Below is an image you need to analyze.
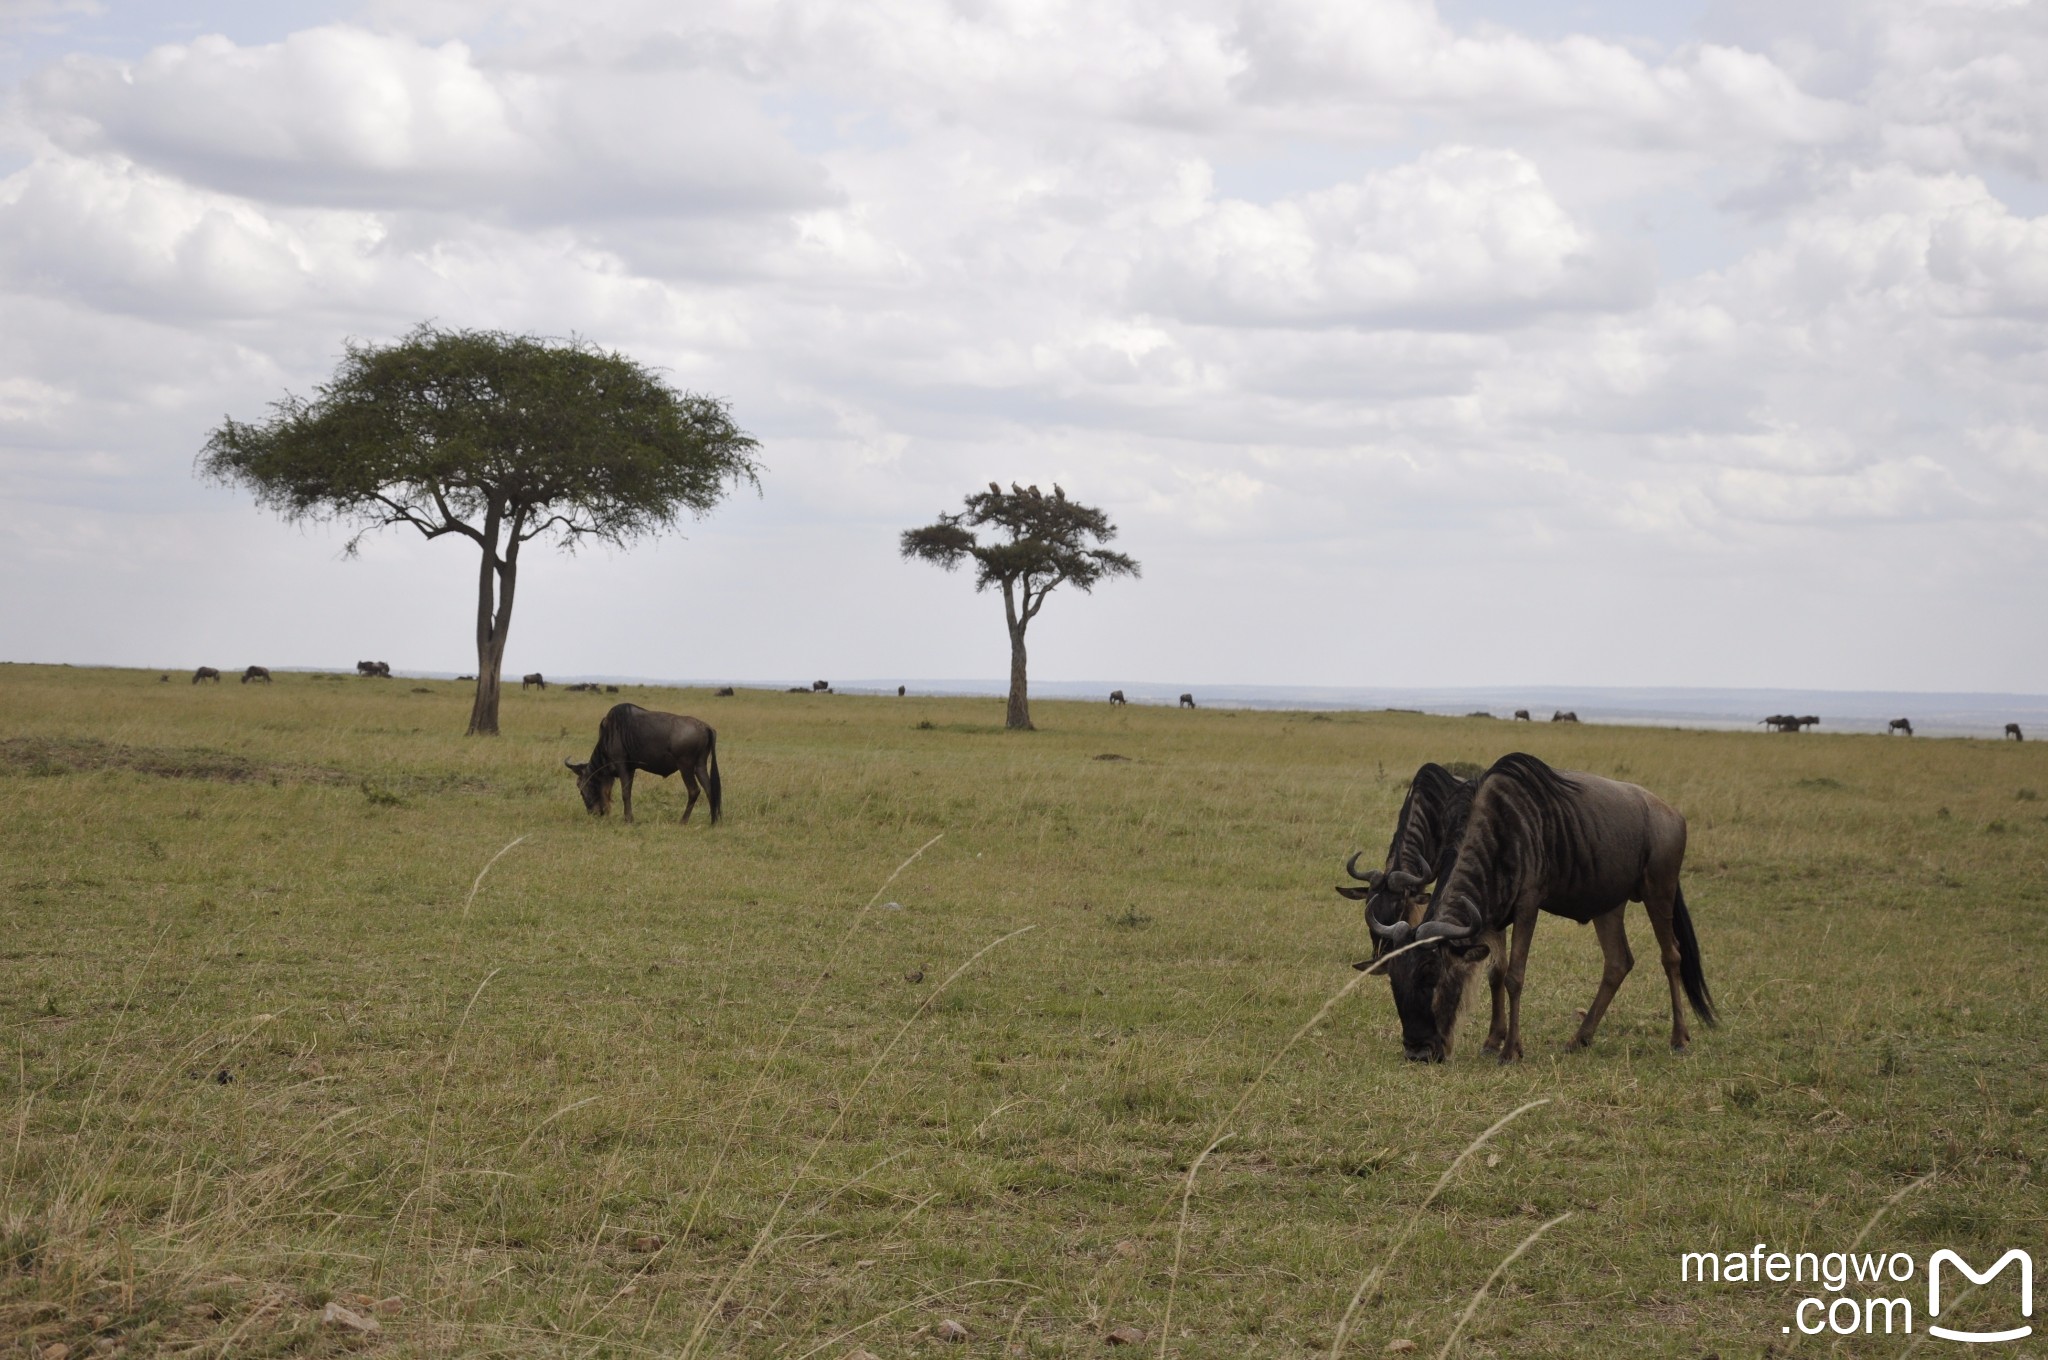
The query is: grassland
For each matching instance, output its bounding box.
[2,663,2044,1358]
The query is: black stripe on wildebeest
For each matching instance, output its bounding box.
[564,703,722,826]
[1365,751,1715,1064]
[1337,762,1477,958]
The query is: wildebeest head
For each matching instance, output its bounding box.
[563,758,614,815]
[1367,899,1494,1062]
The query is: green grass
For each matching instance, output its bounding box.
[2,663,2044,1357]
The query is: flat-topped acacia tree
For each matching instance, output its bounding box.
[199,325,760,735]
[901,482,1139,731]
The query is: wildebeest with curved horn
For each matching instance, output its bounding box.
[2008,723,2024,742]
[565,703,721,825]
[1889,718,1913,736]
[192,666,221,684]
[1179,693,1196,709]
[1368,752,1714,1063]
[1338,762,1478,957]
[523,672,547,691]
[241,665,272,684]
[1109,690,1127,706]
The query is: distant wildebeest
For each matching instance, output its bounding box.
[1109,690,1127,706]
[564,703,721,825]
[812,680,831,692]
[241,666,272,684]
[1338,762,1478,957]
[158,674,169,683]
[356,660,391,678]
[1552,709,1579,723]
[1889,718,1914,736]
[897,685,906,697]
[1367,752,1715,1063]
[192,666,221,684]
[456,674,476,681]
[786,686,809,693]
[1180,693,1196,709]
[2008,723,2024,742]
[1798,716,1820,729]
[1513,709,1531,721]
[715,686,736,697]
[523,673,547,691]
[565,682,599,693]
[605,685,619,694]
[1761,714,1802,733]
[1467,711,1495,719]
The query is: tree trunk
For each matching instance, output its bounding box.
[466,507,517,736]
[1005,623,1033,731]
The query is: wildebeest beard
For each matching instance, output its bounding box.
[1381,928,1497,1062]
[570,755,616,814]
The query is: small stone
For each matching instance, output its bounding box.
[879,901,904,911]
[321,1302,380,1334]
[41,1344,70,1360]
[937,1318,970,1342]
[1385,1341,1418,1354]
[1106,1324,1147,1345]
[1485,1152,1500,1168]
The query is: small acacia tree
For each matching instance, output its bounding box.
[901,482,1138,731]
[199,324,760,735]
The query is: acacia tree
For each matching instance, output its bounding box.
[901,482,1138,731]
[199,325,760,735]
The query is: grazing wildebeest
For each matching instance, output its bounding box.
[1109,690,1127,706]
[605,685,619,693]
[241,666,272,684]
[812,680,831,692]
[1179,693,1196,709]
[1760,714,1802,733]
[523,673,547,691]
[1338,763,1478,957]
[564,703,721,825]
[1368,752,1714,1063]
[356,660,391,678]
[192,666,221,684]
[1552,709,1579,723]
[1513,710,1531,721]
[1889,718,1914,736]
[2008,723,2025,742]
[714,686,735,697]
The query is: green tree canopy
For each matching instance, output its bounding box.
[901,481,1138,730]
[199,324,760,734]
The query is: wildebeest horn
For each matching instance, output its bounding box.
[1343,852,1381,885]
[1414,917,1477,944]
[563,758,580,771]
[1385,869,1423,892]
[1368,916,1413,945]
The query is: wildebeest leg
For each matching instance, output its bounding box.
[1567,909,1633,1050]
[619,767,636,824]
[679,767,701,824]
[1480,957,1509,1054]
[1498,902,1540,1062]
[1641,885,1691,1052]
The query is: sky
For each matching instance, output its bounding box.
[1,0,2044,692]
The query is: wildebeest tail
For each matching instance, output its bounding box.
[1672,882,1716,1026]
[705,727,721,825]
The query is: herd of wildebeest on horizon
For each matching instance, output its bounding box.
[134,659,2036,1062]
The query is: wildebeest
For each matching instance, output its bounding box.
[241,666,272,684]
[1466,711,1494,719]
[1109,690,1127,706]
[523,673,547,691]
[2008,723,2025,742]
[605,685,619,693]
[356,660,391,678]
[1338,762,1478,955]
[457,674,476,681]
[566,682,600,693]
[192,666,221,684]
[714,686,736,697]
[564,703,721,825]
[812,679,830,692]
[1761,714,1801,733]
[1367,752,1714,1063]
[897,685,906,697]
[1889,718,1914,736]
[1179,693,1196,709]
[1551,710,1579,723]
[1513,710,1531,721]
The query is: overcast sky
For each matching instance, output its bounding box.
[2,0,2044,692]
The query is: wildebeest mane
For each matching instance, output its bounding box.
[1392,762,1477,883]
[1426,752,1605,931]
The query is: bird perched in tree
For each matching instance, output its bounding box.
[1054,483,1066,500]
[989,481,1002,495]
